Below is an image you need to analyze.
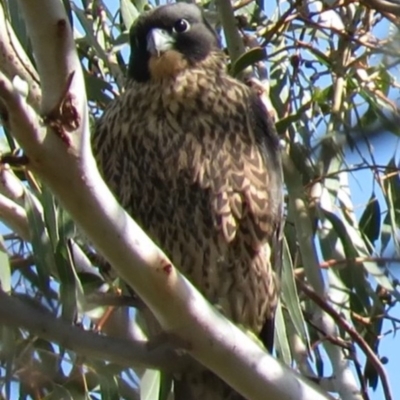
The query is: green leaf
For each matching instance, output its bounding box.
[230,47,266,77]
[112,32,130,46]
[274,301,292,366]
[141,369,160,400]
[33,339,60,382]
[120,0,140,30]
[269,48,290,110]
[159,373,173,400]
[55,241,77,322]
[58,206,76,241]
[281,238,309,349]
[84,71,114,105]
[380,215,392,254]
[99,371,120,400]
[0,236,11,292]
[54,239,85,322]
[24,190,55,294]
[359,195,381,250]
[41,187,59,248]
[323,209,399,300]
[6,1,31,61]
[72,5,109,61]
[133,0,148,12]
[383,158,400,248]
[364,287,385,390]
[43,385,73,400]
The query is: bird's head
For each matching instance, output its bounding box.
[128,3,220,82]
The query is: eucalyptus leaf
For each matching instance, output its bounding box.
[274,301,292,366]
[24,190,55,294]
[282,238,309,349]
[230,47,266,77]
[120,0,140,30]
[141,369,160,400]
[0,238,11,292]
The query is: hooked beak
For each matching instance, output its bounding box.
[147,28,175,57]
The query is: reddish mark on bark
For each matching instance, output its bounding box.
[43,72,80,146]
[56,19,67,36]
[161,260,173,275]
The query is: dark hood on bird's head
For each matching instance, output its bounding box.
[127,3,221,82]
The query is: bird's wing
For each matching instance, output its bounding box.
[190,89,283,250]
[247,93,284,351]
[183,88,284,350]
[247,91,284,262]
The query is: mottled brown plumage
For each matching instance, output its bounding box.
[93,4,283,399]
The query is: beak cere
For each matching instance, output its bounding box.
[146,28,175,57]
[146,28,188,80]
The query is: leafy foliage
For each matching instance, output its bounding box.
[0,0,399,399]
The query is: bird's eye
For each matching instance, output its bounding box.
[172,19,190,33]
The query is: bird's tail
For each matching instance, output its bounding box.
[174,369,246,400]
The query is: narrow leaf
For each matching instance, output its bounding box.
[281,238,310,349]
[120,0,139,30]
[141,369,160,400]
[231,47,266,77]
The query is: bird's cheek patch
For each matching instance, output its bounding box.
[148,50,188,80]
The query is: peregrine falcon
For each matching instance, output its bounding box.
[93,3,283,399]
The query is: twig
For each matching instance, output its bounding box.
[309,165,400,187]
[361,0,400,14]
[0,192,30,241]
[86,292,143,308]
[261,0,301,45]
[298,279,393,400]
[0,289,186,372]
[320,257,400,269]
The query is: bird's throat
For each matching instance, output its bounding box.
[148,50,188,81]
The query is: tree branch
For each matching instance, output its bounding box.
[0,162,100,277]
[299,280,393,400]
[361,0,400,14]
[0,192,29,240]
[0,289,186,372]
[0,2,41,110]
[216,0,245,62]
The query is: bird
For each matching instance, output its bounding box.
[92,3,283,399]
